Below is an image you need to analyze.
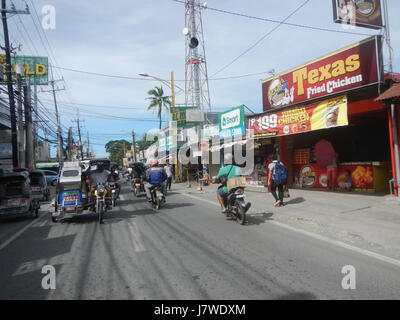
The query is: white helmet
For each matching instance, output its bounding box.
[224,153,233,164]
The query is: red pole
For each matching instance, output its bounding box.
[388,106,398,196]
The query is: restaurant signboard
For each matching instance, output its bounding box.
[262,36,382,111]
[249,95,348,138]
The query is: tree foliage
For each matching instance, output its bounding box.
[146,86,171,130]
[105,140,132,166]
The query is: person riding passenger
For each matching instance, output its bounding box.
[214,153,242,214]
[144,159,168,203]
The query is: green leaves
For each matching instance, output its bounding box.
[105,140,132,166]
[146,85,172,129]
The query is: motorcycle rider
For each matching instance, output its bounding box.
[214,153,243,214]
[87,164,114,210]
[144,159,168,203]
[110,164,121,199]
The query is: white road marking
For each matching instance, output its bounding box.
[0,216,43,251]
[128,220,146,252]
[12,259,48,276]
[179,192,400,269]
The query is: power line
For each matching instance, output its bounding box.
[210,0,312,78]
[171,0,373,37]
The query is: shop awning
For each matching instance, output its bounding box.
[375,83,400,102]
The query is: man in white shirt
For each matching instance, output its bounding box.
[89,165,113,210]
[164,160,173,191]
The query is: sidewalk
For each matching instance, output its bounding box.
[171,182,400,261]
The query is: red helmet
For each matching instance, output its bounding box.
[150,159,159,167]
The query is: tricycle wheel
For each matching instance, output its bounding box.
[51,216,58,223]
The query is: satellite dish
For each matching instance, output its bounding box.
[182,27,189,36]
[189,37,199,49]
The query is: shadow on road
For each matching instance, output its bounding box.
[246,212,274,226]
[0,223,75,299]
[285,197,306,205]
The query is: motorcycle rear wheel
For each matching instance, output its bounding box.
[235,200,246,225]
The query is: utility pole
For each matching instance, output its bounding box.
[0,0,29,168]
[33,83,38,166]
[42,68,65,166]
[24,76,33,169]
[86,131,90,158]
[132,129,137,162]
[67,127,72,161]
[15,63,24,168]
[72,115,84,160]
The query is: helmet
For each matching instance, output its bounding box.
[224,153,233,164]
[150,159,159,167]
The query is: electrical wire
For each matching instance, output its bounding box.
[210,0,312,78]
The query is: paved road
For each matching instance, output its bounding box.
[0,184,399,299]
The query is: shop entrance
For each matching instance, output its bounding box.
[289,109,392,193]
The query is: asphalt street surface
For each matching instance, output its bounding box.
[0,182,399,300]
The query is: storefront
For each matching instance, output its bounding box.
[248,36,396,194]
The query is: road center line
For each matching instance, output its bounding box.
[179,191,400,268]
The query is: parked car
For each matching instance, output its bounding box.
[43,170,58,186]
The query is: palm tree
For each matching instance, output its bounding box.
[146,86,171,130]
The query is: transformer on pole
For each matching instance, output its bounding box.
[184,0,211,116]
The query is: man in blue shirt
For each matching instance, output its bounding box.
[144,159,168,202]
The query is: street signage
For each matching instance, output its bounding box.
[262,36,382,111]
[170,106,201,127]
[332,0,383,30]
[219,105,245,139]
[0,55,49,85]
[249,95,348,138]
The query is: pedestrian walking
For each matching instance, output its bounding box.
[267,154,288,207]
[327,152,338,191]
[165,160,173,191]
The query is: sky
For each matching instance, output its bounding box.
[4,0,400,157]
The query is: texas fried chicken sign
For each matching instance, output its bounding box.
[262,36,382,111]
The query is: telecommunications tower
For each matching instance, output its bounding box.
[183,0,211,115]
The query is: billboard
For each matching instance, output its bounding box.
[262,36,382,111]
[170,106,201,127]
[219,105,245,139]
[249,95,348,138]
[332,0,383,30]
[0,55,49,85]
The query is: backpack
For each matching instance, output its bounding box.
[272,162,287,185]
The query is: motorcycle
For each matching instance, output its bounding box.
[133,177,145,197]
[149,185,165,210]
[223,187,251,225]
[107,182,118,207]
[94,183,107,224]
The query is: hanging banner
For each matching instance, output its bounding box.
[332,0,383,30]
[262,36,382,111]
[249,95,348,138]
